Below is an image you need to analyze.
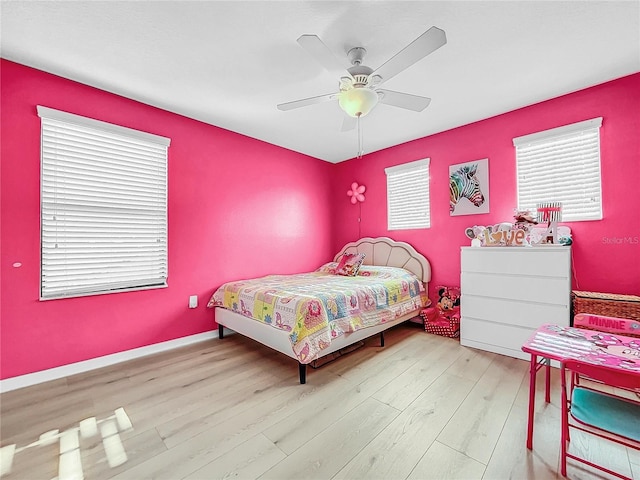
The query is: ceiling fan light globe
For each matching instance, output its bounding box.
[339,88,379,117]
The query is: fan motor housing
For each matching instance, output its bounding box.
[347,46,367,66]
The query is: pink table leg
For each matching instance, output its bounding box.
[545,358,551,403]
[526,353,537,450]
[560,363,568,477]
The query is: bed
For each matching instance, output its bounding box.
[207,237,431,383]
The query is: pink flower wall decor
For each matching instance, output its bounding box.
[347,182,366,204]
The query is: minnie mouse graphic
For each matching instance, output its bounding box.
[548,325,640,372]
[590,333,640,371]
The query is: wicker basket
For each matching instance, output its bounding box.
[572,290,640,321]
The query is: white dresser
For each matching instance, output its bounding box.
[460,246,572,360]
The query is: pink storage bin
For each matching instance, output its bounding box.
[420,307,460,338]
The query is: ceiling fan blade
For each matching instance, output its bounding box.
[297,34,349,74]
[372,27,446,84]
[277,93,337,111]
[341,115,357,132]
[378,89,431,112]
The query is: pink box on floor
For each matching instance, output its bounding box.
[420,308,460,338]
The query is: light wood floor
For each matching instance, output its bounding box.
[1,323,638,480]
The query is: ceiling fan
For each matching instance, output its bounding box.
[277,26,447,131]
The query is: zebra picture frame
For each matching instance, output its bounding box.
[449,158,490,216]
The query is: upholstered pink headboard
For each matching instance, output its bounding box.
[334,237,431,284]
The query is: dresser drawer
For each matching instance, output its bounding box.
[462,271,570,305]
[461,294,569,328]
[460,317,534,361]
[461,247,570,277]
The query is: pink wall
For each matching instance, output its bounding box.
[332,73,640,300]
[0,60,334,380]
[2,60,638,382]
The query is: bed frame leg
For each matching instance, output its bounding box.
[218,323,224,339]
[298,363,307,384]
[380,332,385,347]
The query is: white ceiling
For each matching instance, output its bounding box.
[2,1,639,163]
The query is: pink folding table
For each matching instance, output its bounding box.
[521,323,640,450]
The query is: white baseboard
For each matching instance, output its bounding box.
[0,330,219,393]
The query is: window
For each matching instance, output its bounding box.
[385,159,430,230]
[38,106,170,300]
[513,118,603,222]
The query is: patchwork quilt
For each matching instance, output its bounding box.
[207,263,427,363]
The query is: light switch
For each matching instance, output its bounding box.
[189,295,198,308]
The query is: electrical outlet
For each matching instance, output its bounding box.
[189,295,198,309]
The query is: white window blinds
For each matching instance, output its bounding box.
[38,106,170,300]
[513,118,603,222]
[385,159,430,230]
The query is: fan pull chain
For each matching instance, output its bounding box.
[356,114,364,159]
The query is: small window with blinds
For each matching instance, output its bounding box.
[513,118,603,222]
[385,159,430,230]
[38,106,170,300]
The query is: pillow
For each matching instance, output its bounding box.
[356,265,396,278]
[316,262,338,274]
[335,253,365,276]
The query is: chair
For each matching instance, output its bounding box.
[560,360,640,479]
[572,313,640,394]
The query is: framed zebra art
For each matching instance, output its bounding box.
[449,158,490,216]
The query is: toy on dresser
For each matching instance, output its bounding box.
[420,286,461,338]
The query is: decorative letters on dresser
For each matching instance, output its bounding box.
[460,246,572,360]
